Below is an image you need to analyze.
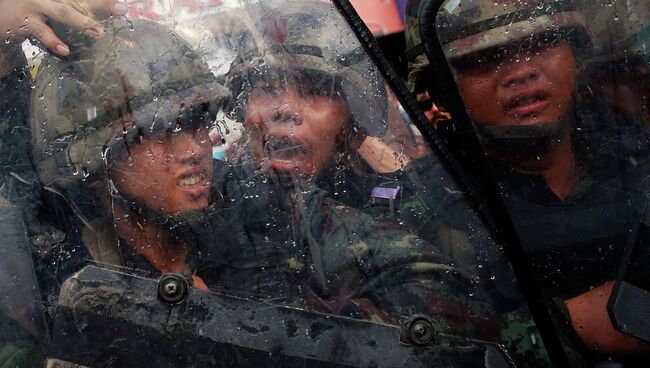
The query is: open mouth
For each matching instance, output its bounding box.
[177,171,208,187]
[504,92,550,117]
[263,136,307,163]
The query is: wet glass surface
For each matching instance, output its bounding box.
[435,0,650,364]
[0,0,555,366]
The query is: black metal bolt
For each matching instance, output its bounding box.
[158,273,189,304]
[165,282,178,295]
[405,317,435,346]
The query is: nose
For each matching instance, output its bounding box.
[266,91,304,126]
[499,59,540,88]
[174,130,210,164]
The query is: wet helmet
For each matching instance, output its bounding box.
[404,0,591,94]
[30,18,229,242]
[31,18,229,190]
[226,0,387,139]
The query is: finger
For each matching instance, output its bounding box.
[26,19,69,56]
[86,0,128,17]
[42,2,105,36]
[107,0,128,16]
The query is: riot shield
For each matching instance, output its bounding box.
[19,0,551,366]
[415,0,650,366]
[47,265,513,367]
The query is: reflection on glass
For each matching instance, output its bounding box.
[437,0,650,363]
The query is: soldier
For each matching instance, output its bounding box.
[226,0,497,276]
[29,17,230,299]
[225,1,388,210]
[218,0,498,341]
[23,6,501,359]
[405,0,650,365]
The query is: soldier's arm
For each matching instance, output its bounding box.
[359,228,498,340]
[312,201,499,341]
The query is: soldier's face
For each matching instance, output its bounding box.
[244,75,350,177]
[109,126,213,215]
[453,42,577,127]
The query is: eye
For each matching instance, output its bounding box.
[308,84,332,97]
[253,80,282,97]
[304,78,336,98]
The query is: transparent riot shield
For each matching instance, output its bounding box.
[48,265,513,367]
[419,0,650,366]
[0,199,47,367]
[16,0,557,366]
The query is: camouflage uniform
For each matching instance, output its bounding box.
[203,160,498,340]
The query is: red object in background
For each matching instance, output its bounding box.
[350,0,404,36]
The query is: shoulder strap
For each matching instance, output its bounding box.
[81,218,122,267]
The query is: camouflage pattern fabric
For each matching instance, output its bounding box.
[404,0,590,92]
[434,0,589,60]
[203,160,499,341]
[358,156,553,366]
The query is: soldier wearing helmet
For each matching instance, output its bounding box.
[406,0,650,365]
[30,17,230,298]
[215,0,500,342]
[226,0,484,274]
[226,0,388,204]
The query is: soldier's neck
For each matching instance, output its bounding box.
[513,136,577,201]
[112,208,189,274]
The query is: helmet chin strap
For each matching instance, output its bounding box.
[473,111,574,166]
[105,175,225,252]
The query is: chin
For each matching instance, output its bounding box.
[177,202,210,214]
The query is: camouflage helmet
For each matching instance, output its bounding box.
[405,0,591,91]
[31,18,229,190]
[227,0,387,138]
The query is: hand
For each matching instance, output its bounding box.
[192,275,209,292]
[0,0,128,57]
[357,136,412,174]
[565,282,650,355]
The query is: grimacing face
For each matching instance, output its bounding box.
[453,42,578,128]
[243,72,351,177]
[109,125,213,215]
